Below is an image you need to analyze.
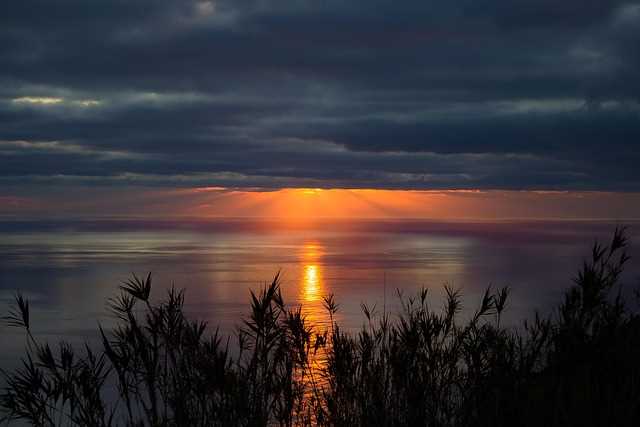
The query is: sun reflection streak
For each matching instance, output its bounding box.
[303,264,320,302]
[299,243,324,306]
[297,242,332,403]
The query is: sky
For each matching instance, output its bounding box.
[2,1,640,219]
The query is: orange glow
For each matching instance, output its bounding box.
[297,241,334,333]
[299,243,324,304]
[303,265,321,302]
[181,188,451,220]
[6,185,640,220]
[297,242,331,393]
[158,187,640,221]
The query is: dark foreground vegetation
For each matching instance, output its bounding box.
[2,228,640,426]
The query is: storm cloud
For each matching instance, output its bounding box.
[1,0,640,190]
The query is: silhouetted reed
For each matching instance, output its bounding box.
[2,227,639,426]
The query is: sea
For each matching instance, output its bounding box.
[1,218,639,373]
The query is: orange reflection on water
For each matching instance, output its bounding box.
[298,242,332,401]
[303,264,321,302]
[299,243,326,313]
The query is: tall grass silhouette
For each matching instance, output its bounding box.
[2,227,639,426]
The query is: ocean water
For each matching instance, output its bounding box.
[1,219,639,372]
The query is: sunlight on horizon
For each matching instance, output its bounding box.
[185,187,445,220]
[166,187,640,222]
[9,186,639,220]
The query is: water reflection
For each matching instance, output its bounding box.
[303,265,320,302]
[298,243,330,328]
[2,222,636,375]
[297,242,332,400]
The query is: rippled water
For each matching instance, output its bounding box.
[1,219,638,372]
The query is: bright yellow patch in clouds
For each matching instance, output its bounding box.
[12,97,100,107]
[75,99,100,107]
[195,0,216,16]
[12,96,63,105]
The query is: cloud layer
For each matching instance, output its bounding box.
[2,0,640,190]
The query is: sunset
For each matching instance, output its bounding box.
[5,187,640,220]
[2,1,640,426]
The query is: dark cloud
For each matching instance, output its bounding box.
[1,0,640,191]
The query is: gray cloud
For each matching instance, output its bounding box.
[1,0,640,191]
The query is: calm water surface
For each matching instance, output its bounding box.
[1,219,639,371]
